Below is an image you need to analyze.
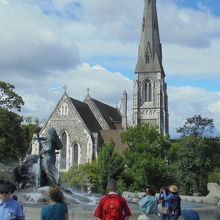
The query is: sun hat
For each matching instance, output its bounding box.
[169,185,178,193]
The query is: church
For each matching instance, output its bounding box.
[32,90,128,171]
[32,0,169,171]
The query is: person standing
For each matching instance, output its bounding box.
[159,187,172,220]
[41,184,68,220]
[169,185,181,220]
[138,187,159,220]
[0,181,25,220]
[94,180,132,220]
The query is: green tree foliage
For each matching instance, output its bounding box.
[208,167,220,185]
[21,117,40,154]
[60,166,89,190]
[0,81,24,111]
[176,135,211,195]
[97,139,125,194]
[0,82,39,160]
[80,161,99,192]
[121,123,171,191]
[176,115,215,137]
[60,162,99,192]
[0,107,25,160]
[204,137,220,169]
[167,141,179,164]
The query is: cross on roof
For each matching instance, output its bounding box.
[63,85,68,93]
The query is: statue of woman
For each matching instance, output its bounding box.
[37,127,63,185]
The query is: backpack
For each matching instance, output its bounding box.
[103,194,123,220]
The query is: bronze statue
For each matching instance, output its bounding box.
[36,127,63,185]
[14,127,62,187]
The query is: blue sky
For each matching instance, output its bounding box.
[0,0,220,137]
[176,0,220,16]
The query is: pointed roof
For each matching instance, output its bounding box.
[92,98,122,129]
[69,97,102,133]
[135,0,164,73]
[84,95,122,130]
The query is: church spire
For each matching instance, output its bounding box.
[132,0,169,136]
[135,0,163,73]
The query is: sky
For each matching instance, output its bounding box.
[0,0,220,138]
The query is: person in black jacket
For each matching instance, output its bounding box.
[169,185,181,220]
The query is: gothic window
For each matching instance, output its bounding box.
[60,132,67,169]
[142,17,145,32]
[60,103,68,115]
[72,143,78,167]
[144,79,152,102]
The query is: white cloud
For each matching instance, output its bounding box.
[0,0,80,77]
[19,63,133,122]
[158,0,220,47]
[168,86,220,137]
[163,39,220,79]
[0,0,220,138]
[52,0,74,11]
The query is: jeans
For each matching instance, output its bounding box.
[171,215,179,220]
[162,214,171,220]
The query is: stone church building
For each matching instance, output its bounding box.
[31,0,169,171]
[32,91,128,171]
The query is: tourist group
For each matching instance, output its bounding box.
[0,179,201,220]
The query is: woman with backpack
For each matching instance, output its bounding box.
[138,187,160,220]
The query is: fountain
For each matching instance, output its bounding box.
[5,127,101,212]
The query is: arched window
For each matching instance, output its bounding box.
[72,143,78,167]
[60,103,68,115]
[144,79,152,102]
[60,132,67,169]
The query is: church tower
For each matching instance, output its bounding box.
[132,0,169,136]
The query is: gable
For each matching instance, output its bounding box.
[69,97,102,133]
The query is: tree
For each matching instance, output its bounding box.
[97,139,125,194]
[21,116,40,154]
[208,167,220,185]
[0,81,24,111]
[0,107,25,160]
[176,135,211,195]
[60,166,89,191]
[176,115,214,137]
[80,161,99,192]
[121,123,171,191]
[59,162,99,192]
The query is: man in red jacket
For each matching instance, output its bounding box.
[94,180,132,220]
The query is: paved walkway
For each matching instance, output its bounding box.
[24,205,217,220]
[24,206,140,220]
